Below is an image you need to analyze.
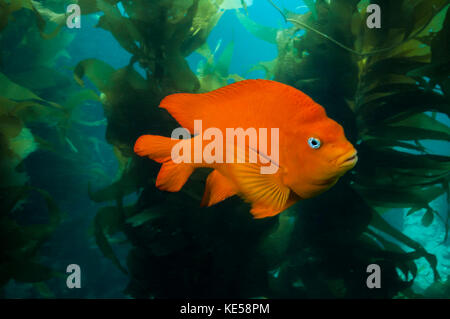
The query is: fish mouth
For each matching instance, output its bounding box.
[339,150,358,168]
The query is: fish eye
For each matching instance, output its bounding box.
[308,137,321,149]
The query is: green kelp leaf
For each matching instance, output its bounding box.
[7,66,71,92]
[361,74,417,95]
[166,0,200,48]
[0,185,28,215]
[196,42,213,60]
[34,188,63,227]
[356,169,448,189]
[29,0,67,40]
[357,90,449,126]
[88,159,146,203]
[369,210,438,269]
[363,125,450,142]
[303,0,317,20]
[354,185,445,210]
[33,282,55,298]
[74,118,106,127]
[0,73,68,125]
[421,209,435,227]
[74,59,115,90]
[216,39,235,77]
[0,73,41,101]
[0,0,31,31]
[180,0,224,57]
[366,58,429,79]
[125,208,164,227]
[65,89,101,110]
[21,188,64,241]
[94,212,127,274]
[245,59,277,79]
[235,10,278,44]
[76,0,120,14]
[0,114,23,139]
[407,206,423,216]
[360,138,426,153]
[365,229,419,285]
[357,145,450,171]
[430,5,450,65]
[391,113,450,135]
[408,0,449,38]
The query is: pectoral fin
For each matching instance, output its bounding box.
[250,192,301,219]
[231,160,291,215]
[225,143,292,217]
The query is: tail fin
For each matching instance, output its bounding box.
[134,135,194,192]
[134,135,178,163]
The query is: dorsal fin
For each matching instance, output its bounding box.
[159,79,319,133]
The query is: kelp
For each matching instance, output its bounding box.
[1,0,447,299]
[78,0,450,299]
[257,0,450,294]
[0,186,63,287]
[0,0,102,295]
[196,39,244,92]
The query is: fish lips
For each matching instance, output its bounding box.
[338,150,358,168]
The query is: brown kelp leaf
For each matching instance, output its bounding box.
[96,0,142,55]
[0,115,23,139]
[95,206,125,236]
[88,160,145,203]
[10,261,55,283]
[181,0,223,56]
[166,51,200,92]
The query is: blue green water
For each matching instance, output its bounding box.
[1,0,449,299]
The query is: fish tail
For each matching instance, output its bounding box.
[134,135,194,192]
[134,134,178,163]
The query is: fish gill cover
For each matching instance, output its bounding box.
[0,0,448,298]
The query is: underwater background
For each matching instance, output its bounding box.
[0,0,449,299]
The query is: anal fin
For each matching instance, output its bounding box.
[156,160,194,192]
[201,170,237,207]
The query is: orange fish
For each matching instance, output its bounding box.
[134,80,357,218]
